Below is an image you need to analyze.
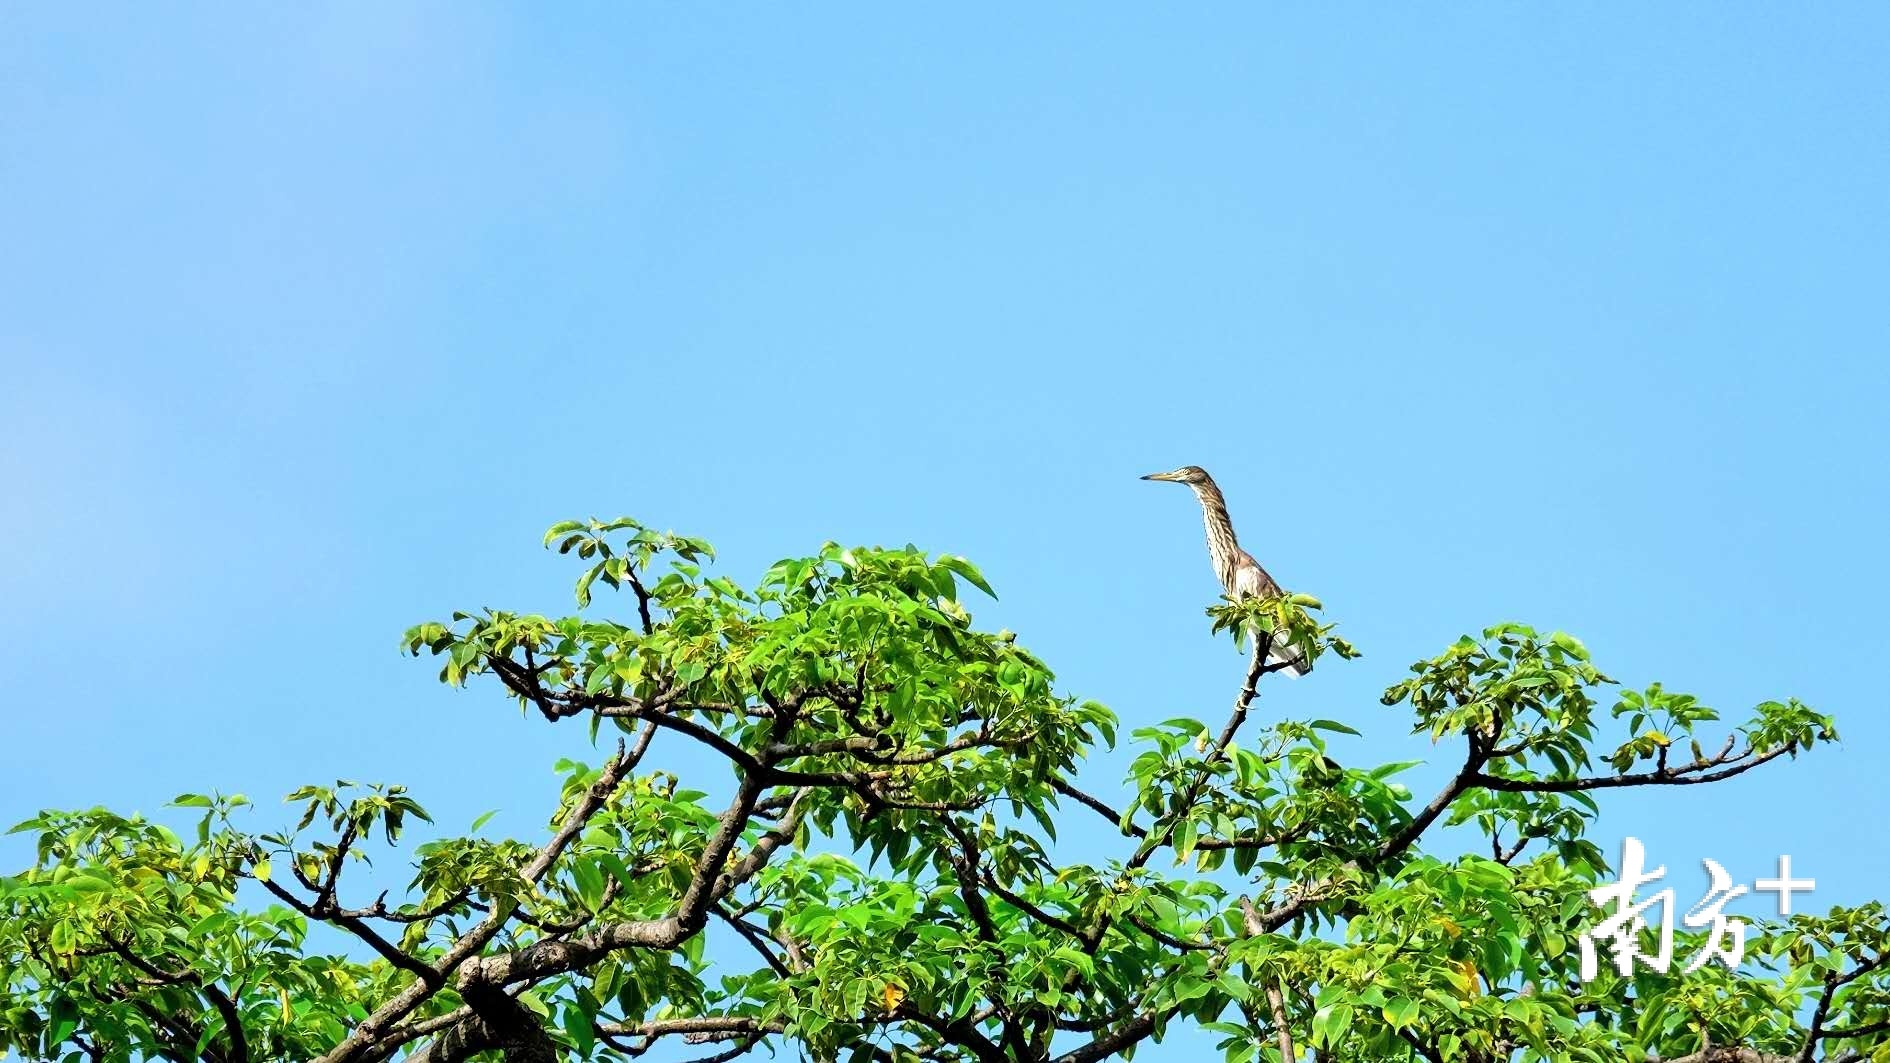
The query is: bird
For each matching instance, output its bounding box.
[1141,465,1310,677]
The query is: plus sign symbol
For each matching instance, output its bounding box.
[1755,855,1816,915]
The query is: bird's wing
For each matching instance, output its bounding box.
[1232,552,1310,677]
[1231,551,1285,600]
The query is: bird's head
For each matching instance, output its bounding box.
[1140,465,1213,486]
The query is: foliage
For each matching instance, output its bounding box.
[0,515,1873,1063]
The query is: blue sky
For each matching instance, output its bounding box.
[2,5,1886,1058]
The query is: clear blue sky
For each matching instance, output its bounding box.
[2,5,1886,1058]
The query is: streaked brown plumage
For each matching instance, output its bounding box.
[1142,465,1309,677]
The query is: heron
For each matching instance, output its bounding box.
[1142,465,1310,677]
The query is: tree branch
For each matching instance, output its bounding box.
[317,729,653,1063]
[103,937,250,1063]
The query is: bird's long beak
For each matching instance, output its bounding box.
[1141,471,1181,482]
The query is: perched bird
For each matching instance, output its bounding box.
[1142,465,1310,677]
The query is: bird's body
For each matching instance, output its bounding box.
[1142,465,1309,677]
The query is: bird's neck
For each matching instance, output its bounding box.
[1191,482,1242,590]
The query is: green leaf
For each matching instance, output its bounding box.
[1383,996,1420,1029]
[47,996,79,1046]
[543,520,585,547]
[571,858,606,911]
[562,1000,596,1055]
[938,555,997,599]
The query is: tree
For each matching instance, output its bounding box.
[1,516,1878,1063]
